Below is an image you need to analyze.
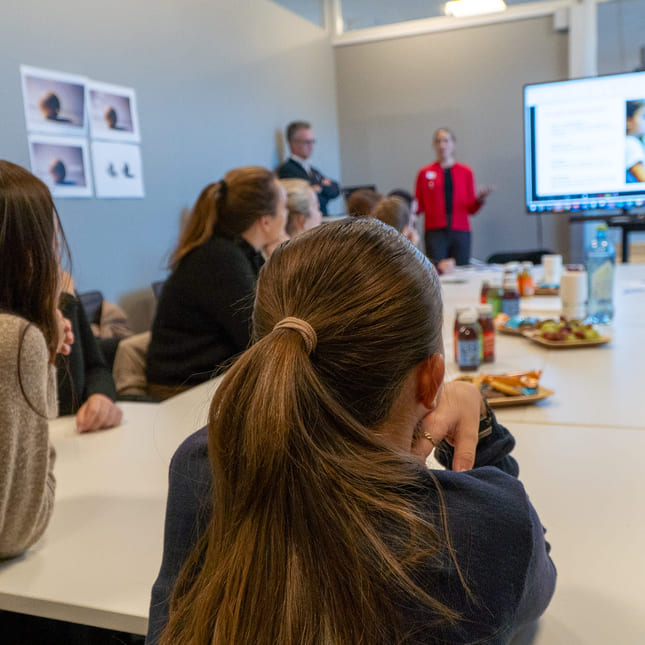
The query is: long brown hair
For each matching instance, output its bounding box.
[162,219,461,645]
[169,166,279,269]
[0,160,66,362]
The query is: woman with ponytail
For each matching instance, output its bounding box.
[147,219,556,644]
[146,166,287,399]
[0,160,71,558]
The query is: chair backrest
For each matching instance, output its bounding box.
[78,290,104,325]
[341,184,377,199]
[151,281,165,300]
[487,249,554,265]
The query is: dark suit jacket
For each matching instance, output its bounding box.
[277,157,340,216]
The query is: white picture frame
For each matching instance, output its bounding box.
[20,65,87,136]
[91,141,145,198]
[28,134,93,198]
[88,80,141,143]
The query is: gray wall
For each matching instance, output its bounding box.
[334,16,570,262]
[1,0,340,327]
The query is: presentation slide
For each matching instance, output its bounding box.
[524,71,645,212]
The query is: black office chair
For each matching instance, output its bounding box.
[486,249,554,265]
[341,184,377,199]
[151,280,165,300]
[78,290,104,326]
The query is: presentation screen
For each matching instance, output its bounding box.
[524,71,645,213]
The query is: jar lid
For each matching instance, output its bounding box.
[477,304,493,314]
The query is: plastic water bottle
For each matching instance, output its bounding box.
[585,225,615,323]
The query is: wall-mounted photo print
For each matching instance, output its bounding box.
[88,81,140,143]
[21,65,87,136]
[28,135,93,198]
[91,141,144,198]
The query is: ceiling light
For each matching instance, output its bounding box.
[444,0,507,18]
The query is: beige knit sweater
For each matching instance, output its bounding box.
[0,314,57,559]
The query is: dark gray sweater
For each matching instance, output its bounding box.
[146,415,555,644]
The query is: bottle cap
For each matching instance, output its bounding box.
[477,304,493,315]
[458,310,477,324]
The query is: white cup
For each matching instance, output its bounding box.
[560,270,588,320]
[542,254,563,287]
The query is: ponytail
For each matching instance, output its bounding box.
[169,182,223,269]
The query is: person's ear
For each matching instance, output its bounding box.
[415,353,445,410]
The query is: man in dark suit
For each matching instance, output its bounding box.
[277,121,340,216]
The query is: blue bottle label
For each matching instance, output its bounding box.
[458,340,480,368]
[501,298,520,316]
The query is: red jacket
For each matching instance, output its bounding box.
[415,161,481,232]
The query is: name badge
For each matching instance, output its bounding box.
[426,171,436,179]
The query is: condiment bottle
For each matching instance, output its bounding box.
[457,310,480,372]
[453,305,471,363]
[480,280,490,304]
[486,276,503,316]
[477,304,495,363]
[518,262,535,297]
[501,273,521,316]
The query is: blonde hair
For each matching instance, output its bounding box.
[279,178,315,236]
[161,219,468,645]
[169,166,278,269]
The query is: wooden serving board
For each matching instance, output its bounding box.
[486,386,554,408]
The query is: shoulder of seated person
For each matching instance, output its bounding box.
[0,314,48,367]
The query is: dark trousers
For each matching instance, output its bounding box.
[425,229,471,266]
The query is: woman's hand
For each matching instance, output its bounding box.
[56,308,74,357]
[412,381,485,472]
[477,185,495,203]
[76,394,123,432]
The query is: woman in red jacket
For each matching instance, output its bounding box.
[415,128,493,266]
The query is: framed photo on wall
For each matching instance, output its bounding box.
[28,134,93,198]
[91,141,145,198]
[88,80,141,143]
[21,65,87,136]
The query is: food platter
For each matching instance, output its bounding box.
[485,386,554,407]
[522,329,611,349]
[452,372,553,408]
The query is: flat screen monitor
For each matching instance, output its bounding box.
[524,71,645,213]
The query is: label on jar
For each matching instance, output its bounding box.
[501,298,520,317]
[457,339,480,368]
[482,331,495,362]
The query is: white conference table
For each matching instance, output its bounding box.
[0,265,643,643]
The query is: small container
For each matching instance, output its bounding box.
[457,310,481,371]
[518,262,535,297]
[486,276,503,316]
[453,305,472,363]
[477,304,495,363]
[501,274,521,317]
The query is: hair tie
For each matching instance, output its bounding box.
[273,317,317,355]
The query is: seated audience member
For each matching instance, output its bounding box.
[374,195,419,246]
[0,160,72,558]
[280,178,322,236]
[346,187,383,218]
[277,120,340,216]
[57,272,122,432]
[146,166,287,399]
[147,219,556,645]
